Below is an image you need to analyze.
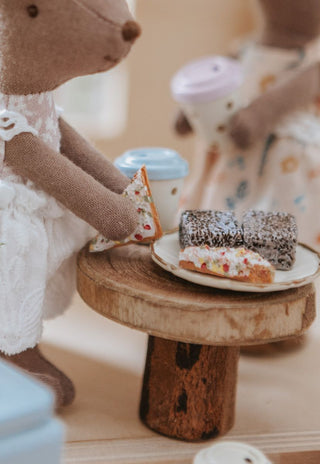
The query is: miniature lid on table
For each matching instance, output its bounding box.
[115,147,189,180]
[194,441,272,464]
[171,55,244,104]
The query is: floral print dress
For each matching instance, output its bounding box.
[200,38,320,251]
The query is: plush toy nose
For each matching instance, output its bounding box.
[122,21,141,42]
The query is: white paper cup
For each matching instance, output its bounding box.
[171,56,244,150]
[147,177,185,231]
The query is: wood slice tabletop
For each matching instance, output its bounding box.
[77,244,316,346]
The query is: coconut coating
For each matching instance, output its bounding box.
[179,210,243,249]
[242,210,298,270]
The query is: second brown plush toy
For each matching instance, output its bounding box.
[230,0,320,149]
[0,0,141,408]
[176,0,320,252]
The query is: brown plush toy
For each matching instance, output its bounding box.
[175,0,320,139]
[230,0,320,149]
[0,0,141,408]
[176,0,320,252]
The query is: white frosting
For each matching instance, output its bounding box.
[180,246,273,278]
[124,168,156,238]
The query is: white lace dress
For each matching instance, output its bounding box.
[201,39,320,251]
[0,92,94,355]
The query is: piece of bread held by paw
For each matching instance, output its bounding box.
[90,165,163,252]
[179,246,275,284]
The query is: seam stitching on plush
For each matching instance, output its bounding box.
[71,0,121,29]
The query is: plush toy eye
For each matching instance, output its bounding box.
[27,5,39,18]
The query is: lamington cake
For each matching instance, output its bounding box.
[179,210,243,249]
[242,210,298,270]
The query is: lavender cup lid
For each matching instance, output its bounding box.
[115,147,189,180]
[171,56,244,104]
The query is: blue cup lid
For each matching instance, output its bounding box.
[114,147,189,180]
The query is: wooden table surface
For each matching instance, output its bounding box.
[77,245,315,346]
[42,292,320,463]
[76,245,317,441]
[40,244,320,463]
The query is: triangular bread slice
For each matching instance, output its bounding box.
[90,165,163,252]
[179,246,275,284]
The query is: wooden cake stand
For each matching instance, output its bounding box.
[77,244,316,442]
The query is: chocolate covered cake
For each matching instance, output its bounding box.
[242,210,298,270]
[179,210,243,249]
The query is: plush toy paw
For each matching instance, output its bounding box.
[106,195,140,241]
[174,110,193,136]
[1,346,75,409]
[32,373,66,409]
[229,108,262,149]
[33,351,76,409]
[90,166,162,252]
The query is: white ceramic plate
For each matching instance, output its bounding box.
[151,232,320,293]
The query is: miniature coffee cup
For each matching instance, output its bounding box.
[171,56,244,151]
[115,147,189,232]
[194,442,272,464]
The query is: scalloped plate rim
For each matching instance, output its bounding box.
[151,232,320,293]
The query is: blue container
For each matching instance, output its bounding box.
[0,361,64,464]
[114,147,189,180]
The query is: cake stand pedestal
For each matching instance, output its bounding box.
[77,244,316,442]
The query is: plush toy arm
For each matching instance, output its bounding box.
[174,110,194,136]
[5,133,138,240]
[59,118,130,194]
[230,62,320,149]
